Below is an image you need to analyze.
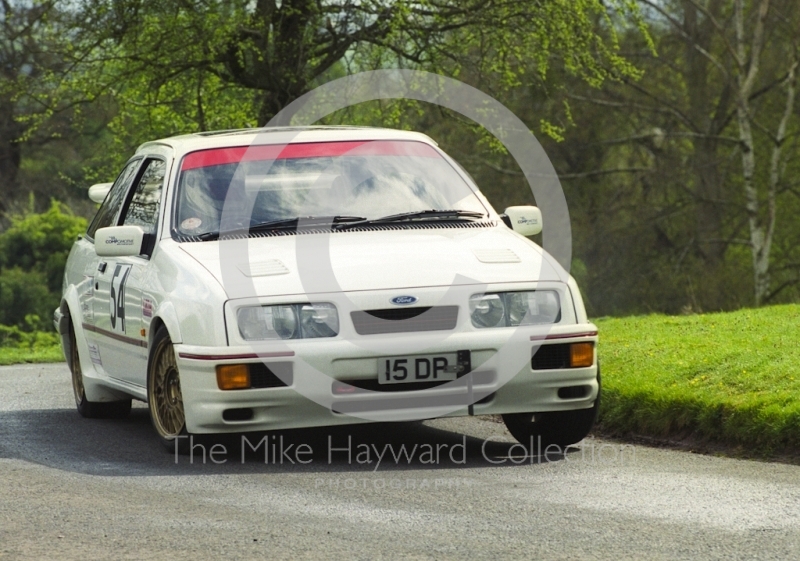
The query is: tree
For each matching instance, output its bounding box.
[553,0,800,309]
[644,0,800,306]
[0,0,54,209]
[729,0,797,305]
[68,0,644,133]
[0,1,112,214]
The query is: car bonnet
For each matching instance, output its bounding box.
[176,225,567,299]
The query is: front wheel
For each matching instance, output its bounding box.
[502,369,601,450]
[147,326,190,453]
[68,321,131,419]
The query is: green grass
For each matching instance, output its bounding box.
[596,304,800,454]
[0,326,63,365]
[0,345,64,365]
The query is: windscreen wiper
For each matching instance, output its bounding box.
[249,215,367,232]
[197,215,367,240]
[337,209,485,230]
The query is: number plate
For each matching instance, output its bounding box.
[379,353,459,385]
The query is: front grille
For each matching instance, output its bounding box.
[249,363,292,388]
[531,343,570,370]
[363,307,430,321]
[351,306,458,335]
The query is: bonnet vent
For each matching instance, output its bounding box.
[472,248,521,264]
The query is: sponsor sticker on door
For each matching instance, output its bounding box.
[142,297,154,319]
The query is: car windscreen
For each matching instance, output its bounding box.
[174,140,487,236]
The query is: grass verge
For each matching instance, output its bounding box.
[0,346,64,366]
[595,304,800,455]
[0,326,63,366]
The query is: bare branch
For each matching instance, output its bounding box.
[558,167,652,180]
[638,0,730,79]
[682,0,741,65]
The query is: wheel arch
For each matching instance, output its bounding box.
[58,286,83,364]
[148,301,182,350]
[146,303,183,403]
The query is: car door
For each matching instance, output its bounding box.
[81,158,143,374]
[93,157,167,387]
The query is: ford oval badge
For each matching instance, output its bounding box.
[391,295,418,306]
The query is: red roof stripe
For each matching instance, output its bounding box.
[181,140,440,171]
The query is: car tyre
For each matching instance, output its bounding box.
[502,368,601,452]
[147,326,191,454]
[68,321,132,419]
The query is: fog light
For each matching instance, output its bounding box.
[569,342,594,367]
[216,364,251,390]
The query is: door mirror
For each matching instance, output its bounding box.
[88,182,113,203]
[95,226,145,257]
[503,206,543,236]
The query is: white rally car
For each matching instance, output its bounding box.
[55,126,600,452]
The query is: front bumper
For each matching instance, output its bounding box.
[175,325,599,434]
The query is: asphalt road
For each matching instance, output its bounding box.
[1,363,799,560]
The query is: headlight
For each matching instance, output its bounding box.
[237,303,338,340]
[300,303,339,338]
[469,294,505,328]
[470,291,560,328]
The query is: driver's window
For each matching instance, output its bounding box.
[86,159,141,239]
[121,159,166,234]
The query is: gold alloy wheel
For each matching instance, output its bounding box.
[149,337,186,437]
[69,326,85,406]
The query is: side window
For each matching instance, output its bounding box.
[121,159,166,235]
[86,159,141,239]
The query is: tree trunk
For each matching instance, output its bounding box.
[0,100,22,213]
[734,0,771,305]
[683,0,727,266]
[760,60,797,304]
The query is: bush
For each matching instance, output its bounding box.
[0,268,53,328]
[0,321,60,350]
[0,200,87,329]
[0,318,62,364]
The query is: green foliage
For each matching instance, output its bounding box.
[0,311,61,367]
[596,305,800,454]
[67,1,649,133]
[0,325,63,364]
[0,268,52,328]
[0,200,86,328]
[0,2,115,214]
[4,0,797,318]
[0,321,60,351]
[0,346,63,365]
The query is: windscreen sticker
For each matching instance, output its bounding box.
[181,217,202,231]
[180,140,439,170]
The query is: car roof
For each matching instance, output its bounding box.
[136,126,438,157]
